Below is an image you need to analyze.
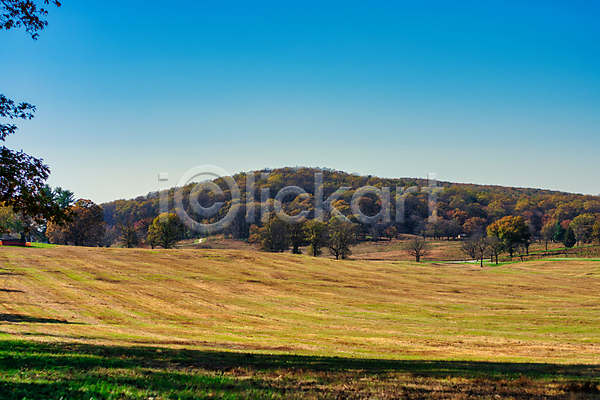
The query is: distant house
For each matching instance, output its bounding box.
[457,234,467,239]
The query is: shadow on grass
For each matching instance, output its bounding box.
[0,314,80,324]
[0,289,23,293]
[0,339,598,399]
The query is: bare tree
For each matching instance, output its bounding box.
[460,235,489,267]
[487,235,502,265]
[403,237,430,262]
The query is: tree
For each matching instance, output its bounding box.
[462,217,487,237]
[46,199,105,246]
[327,218,356,260]
[1,1,66,226]
[563,226,576,249]
[258,217,290,253]
[592,221,600,244]
[0,203,22,236]
[487,216,530,259]
[147,213,184,249]
[305,220,327,257]
[460,238,478,260]
[288,221,307,254]
[540,220,556,251]
[460,235,488,267]
[116,218,138,248]
[570,213,597,245]
[1,0,61,39]
[553,221,566,243]
[403,236,430,262]
[487,235,502,265]
[383,226,397,241]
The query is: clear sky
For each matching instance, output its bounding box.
[1,0,599,203]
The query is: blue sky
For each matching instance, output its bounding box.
[1,0,599,203]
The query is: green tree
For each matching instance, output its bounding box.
[305,220,328,257]
[563,226,577,249]
[563,226,576,249]
[327,219,356,260]
[258,218,290,253]
[553,221,566,242]
[487,215,530,259]
[570,213,597,244]
[1,1,67,227]
[592,221,600,244]
[288,221,307,254]
[147,213,184,249]
[0,203,22,236]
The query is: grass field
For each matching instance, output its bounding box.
[0,246,599,398]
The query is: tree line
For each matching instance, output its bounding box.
[3,167,600,256]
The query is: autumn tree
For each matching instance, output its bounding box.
[462,217,487,237]
[383,226,397,241]
[147,213,184,249]
[487,215,530,259]
[403,236,430,262]
[1,1,68,227]
[305,220,328,257]
[46,199,105,246]
[327,218,356,260]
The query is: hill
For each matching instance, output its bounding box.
[100,167,600,248]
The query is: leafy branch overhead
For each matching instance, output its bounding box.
[0,0,61,39]
[0,94,36,141]
[1,1,67,226]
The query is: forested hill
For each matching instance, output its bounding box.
[101,167,600,246]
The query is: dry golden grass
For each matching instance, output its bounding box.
[0,245,599,365]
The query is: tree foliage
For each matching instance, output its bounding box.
[487,216,530,258]
[46,199,105,246]
[99,167,600,251]
[327,218,356,260]
[1,1,67,227]
[1,0,61,39]
[288,221,307,254]
[570,213,598,244]
[592,221,600,244]
[0,203,22,236]
[258,217,290,253]
[305,220,327,257]
[147,213,184,249]
[116,218,138,248]
[563,226,576,249]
